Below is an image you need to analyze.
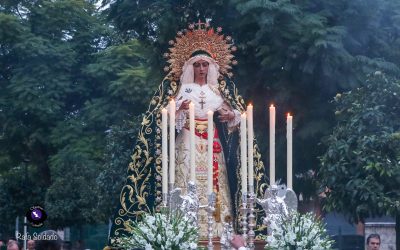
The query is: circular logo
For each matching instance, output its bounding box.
[26,205,47,227]
[31,209,42,221]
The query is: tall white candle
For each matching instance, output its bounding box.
[269,105,276,185]
[161,108,168,195]
[169,99,176,185]
[287,113,293,189]
[189,102,195,182]
[241,113,248,194]
[247,104,254,191]
[207,110,214,195]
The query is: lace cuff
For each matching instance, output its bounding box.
[175,99,187,132]
[227,109,241,129]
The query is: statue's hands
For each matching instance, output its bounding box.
[218,108,235,122]
[178,100,190,111]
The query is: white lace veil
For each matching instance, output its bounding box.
[180,54,220,87]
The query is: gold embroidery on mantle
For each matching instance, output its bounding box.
[111,76,268,240]
[113,77,177,237]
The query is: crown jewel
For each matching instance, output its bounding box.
[164,21,237,80]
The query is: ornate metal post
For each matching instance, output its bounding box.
[241,193,248,241]
[207,192,216,250]
[247,187,256,249]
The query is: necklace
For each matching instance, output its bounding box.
[199,91,206,109]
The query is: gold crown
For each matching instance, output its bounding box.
[164,21,237,80]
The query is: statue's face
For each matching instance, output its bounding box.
[193,59,209,79]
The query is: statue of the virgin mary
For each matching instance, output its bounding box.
[108,22,268,246]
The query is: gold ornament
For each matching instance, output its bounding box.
[165,20,237,80]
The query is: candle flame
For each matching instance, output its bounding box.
[270,104,275,108]
[287,113,292,117]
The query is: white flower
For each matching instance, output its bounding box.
[287,232,295,245]
[145,243,153,250]
[265,211,332,250]
[115,210,198,250]
[177,231,184,239]
[156,234,162,243]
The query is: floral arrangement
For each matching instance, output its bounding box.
[115,210,198,250]
[265,212,333,250]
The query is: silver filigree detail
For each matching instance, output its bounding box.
[220,216,234,250]
[207,192,216,250]
[256,185,290,235]
[247,187,256,250]
[241,193,248,240]
[168,181,201,225]
[179,181,200,224]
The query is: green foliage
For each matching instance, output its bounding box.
[319,72,400,221]
[85,39,157,114]
[45,118,105,227]
[232,0,400,196]
[0,0,153,235]
[103,0,234,41]
[96,122,139,220]
[0,164,44,233]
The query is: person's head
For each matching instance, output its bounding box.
[6,241,19,250]
[366,233,381,250]
[180,52,220,86]
[35,230,61,250]
[27,240,35,250]
[6,239,16,245]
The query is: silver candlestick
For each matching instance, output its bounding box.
[241,193,248,241]
[247,187,256,250]
[207,192,216,250]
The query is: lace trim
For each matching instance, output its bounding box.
[175,99,187,132]
[227,109,241,128]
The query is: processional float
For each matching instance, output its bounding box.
[160,22,298,250]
